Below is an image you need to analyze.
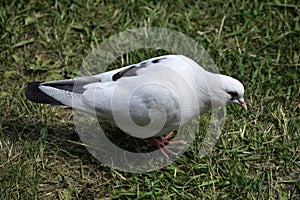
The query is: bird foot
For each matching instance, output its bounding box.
[147,132,187,159]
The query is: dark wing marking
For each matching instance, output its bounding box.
[112,65,141,81]
[112,57,167,81]
[151,57,167,63]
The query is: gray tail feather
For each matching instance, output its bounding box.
[26,77,99,105]
[25,82,63,105]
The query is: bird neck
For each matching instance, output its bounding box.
[194,71,228,114]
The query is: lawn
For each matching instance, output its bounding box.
[0,0,299,199]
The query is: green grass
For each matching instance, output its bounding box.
[1,0,299,199]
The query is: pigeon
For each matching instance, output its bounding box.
[26,55,247,158]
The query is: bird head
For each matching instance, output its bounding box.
[220,75,247,112]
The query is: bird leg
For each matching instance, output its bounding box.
[147,132,187,159]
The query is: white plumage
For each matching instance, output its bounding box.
[26,55,246,143]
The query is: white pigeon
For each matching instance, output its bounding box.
[26,55,247,157]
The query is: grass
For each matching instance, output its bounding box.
[1,0,299,199]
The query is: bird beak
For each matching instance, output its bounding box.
[238,98,247,112]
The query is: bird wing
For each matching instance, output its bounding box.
[26,55,204,137]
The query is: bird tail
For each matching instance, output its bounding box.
[26,82,64,105]
[25,77,99,111]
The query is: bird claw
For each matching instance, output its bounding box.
[147,132,187,159]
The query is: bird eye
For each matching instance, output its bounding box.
[227,91,238,98]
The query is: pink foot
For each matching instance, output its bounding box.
[147,132,187,159]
